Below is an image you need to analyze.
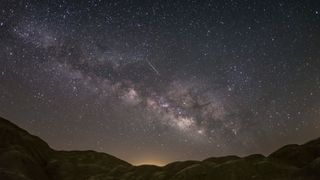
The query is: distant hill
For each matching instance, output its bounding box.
[0,116,319,180]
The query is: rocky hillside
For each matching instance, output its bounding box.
[0,116,319,180]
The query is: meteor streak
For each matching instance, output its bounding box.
[147,60,160,75]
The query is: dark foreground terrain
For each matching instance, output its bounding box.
[0,116,319,180]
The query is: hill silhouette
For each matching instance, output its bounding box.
[0,116,319,180]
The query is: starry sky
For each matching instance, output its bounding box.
[1,0,320,166]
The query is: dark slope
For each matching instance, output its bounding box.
[0,117,130,180]
[0,116,319,180]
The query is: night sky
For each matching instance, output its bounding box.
[1,0,320,166]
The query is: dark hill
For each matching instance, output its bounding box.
[0,116,319,180]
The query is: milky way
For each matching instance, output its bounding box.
[1,0,320,165]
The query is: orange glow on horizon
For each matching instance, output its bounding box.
[132,159,168,166]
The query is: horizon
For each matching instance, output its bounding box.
[0,114,318,166]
